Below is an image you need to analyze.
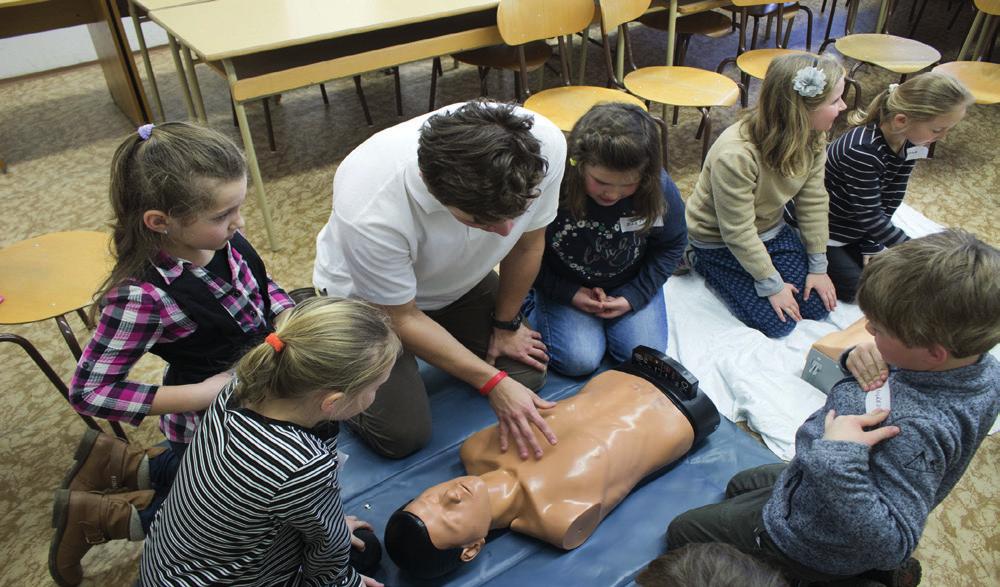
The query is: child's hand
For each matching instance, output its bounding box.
[822,409,900,446]
[846,342,888,391]
[345,515,374,550]
[571,287,605,314]
[768,283,801,322]
[804,273,837,312]
[360,575,384,587]
[595,296,631,319]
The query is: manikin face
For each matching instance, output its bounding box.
[581,164,642,207]
[447,207,516,237]
[404,475,492,550]
[165,176,248,254]
[809,77,847,132]
[893,106,967,147]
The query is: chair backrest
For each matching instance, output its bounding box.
[974,0,1000,16]
[731,0,778,6]
[497,0,595,46]
[602,0,652,31]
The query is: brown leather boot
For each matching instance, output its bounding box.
[61,429,166,492]
[49,488,154,587]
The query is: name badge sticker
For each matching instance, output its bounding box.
[905,145,929,160]
[865,381,892,414]
[618,216,664,232]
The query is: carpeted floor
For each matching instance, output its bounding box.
[0,1,997,585]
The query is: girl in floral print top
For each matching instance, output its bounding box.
[528,103,687,376]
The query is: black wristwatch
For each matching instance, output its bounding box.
[491,311,523,331]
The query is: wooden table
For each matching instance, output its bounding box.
[1,0,152,125]
[148,0,505,250]
[0,230,127,437]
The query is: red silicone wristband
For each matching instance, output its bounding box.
[478,370,508,397]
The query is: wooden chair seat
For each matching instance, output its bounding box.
[648,0,732,16]
[624,66,740,107]
[835,34,941,75]
[932,61,1000,105]
[453,40,552,71]
[736,47,809,80]
[524,86,647,132]
[639,9,732,37]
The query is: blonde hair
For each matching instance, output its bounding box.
[744,53,845,177]
[849,72,973,127]
[93,122,246,316]
[234,297,401,405]
[857,230,1000,358]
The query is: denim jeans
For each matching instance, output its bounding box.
[528,287,668,377]
[140,440,188,533]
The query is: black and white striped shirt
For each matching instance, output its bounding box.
[140,384,359,587]
[822,123,914,254]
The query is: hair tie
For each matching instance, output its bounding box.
[137,123,155,140]
[265,332,285,353]
[887,83,899,94]
[792,66,827,98]
[568,157,578,167]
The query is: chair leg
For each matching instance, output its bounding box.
[783,15,795,48]
[750,17,761,49]
[478,66,490,96]
[695,110,707,140]
[740,72,750,108]
[429,57,441,112]
[801,6,813,51]
[672,106,680,126]
[319,83,329,105]
[393,67,403,116]
[75,308,95,330]
[845,76,862,111]
[699,107,712,167]
[262,98,276,152]
[353,76,374,126]
[231,101,238,127]
[512,70,521,101]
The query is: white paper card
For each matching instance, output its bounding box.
[865,382,892,413]
[905,145,929,160]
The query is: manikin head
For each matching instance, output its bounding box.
[384,475,493,579]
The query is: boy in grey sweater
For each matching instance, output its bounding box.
[666,229,1000,585]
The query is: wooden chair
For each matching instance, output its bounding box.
[497,0,647,132]
[958,0,1000,62]
[427,37,552,111]
[718,0,811,107]
[833,34,940,110]
[726,2,814,51]
[626,3,740,166]
[638,9,735,68]
[932,61,1000,105]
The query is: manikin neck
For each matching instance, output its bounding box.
[482,469,522,529]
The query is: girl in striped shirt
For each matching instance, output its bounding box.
[141,297,400,586]
[786,73,972,301]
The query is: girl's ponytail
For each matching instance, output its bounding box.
[849,72,973,128]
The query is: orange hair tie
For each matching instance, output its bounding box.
[265,332,285,353]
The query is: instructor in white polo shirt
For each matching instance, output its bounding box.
[314,101,566,460]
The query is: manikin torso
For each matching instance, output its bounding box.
[459,370,695,549]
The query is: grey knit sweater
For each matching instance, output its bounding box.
[762,354,1000,576]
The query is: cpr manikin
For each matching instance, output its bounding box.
[384,348,720,579]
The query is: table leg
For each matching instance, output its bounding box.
[167,35,197,120]
[665,0,678,66]
[224,61,280,251]
[181,46,208,124]
[127,0,165,122]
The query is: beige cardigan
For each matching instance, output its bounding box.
[686,121,829,281]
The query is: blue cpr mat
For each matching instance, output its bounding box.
[337,365,780,586]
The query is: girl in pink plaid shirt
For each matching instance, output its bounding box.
[50,122,294,587]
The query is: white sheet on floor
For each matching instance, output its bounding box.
[664,203,1000,461]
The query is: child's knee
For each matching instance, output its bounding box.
[753,315,797,339]
[549,349,603,378]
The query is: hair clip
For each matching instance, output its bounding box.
[265,332,285,353]
[792,66,827,98]
[137,123,155,140]
[568,157,578,167]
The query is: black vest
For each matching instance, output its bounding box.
[146,233,273,386]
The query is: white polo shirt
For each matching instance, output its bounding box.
[313,103,566,311]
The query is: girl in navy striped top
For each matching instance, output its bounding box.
[786,73,973,301]
[140,297,400,586]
